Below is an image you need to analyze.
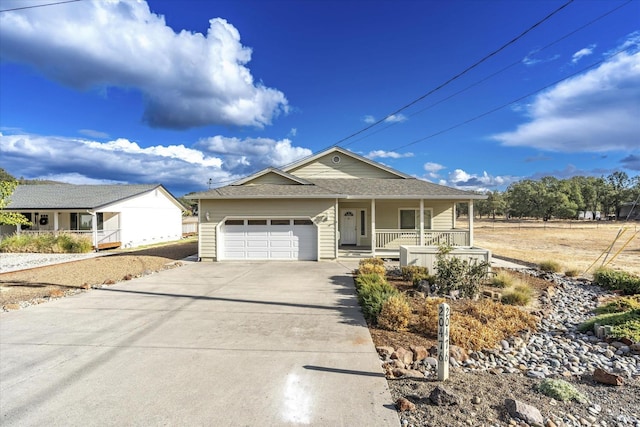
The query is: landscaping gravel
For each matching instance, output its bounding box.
[0,252,106,273]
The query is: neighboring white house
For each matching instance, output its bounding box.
[187,146,487,262]
[2,184,185,249]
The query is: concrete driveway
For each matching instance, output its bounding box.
[0,261,399,426]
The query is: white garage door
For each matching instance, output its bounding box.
[222,219,317,260]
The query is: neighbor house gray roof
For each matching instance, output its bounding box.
[189,178,484,200]
[6,184,166,210]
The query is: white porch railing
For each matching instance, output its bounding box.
[20,229,121,246]
[375,229,469,250]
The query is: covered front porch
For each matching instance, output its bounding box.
[11,210,122,250]
[337,197,476,259]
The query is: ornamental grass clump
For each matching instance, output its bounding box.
[537,379,586,403]
[539,260,562,273]
[491,270,516,288]
[501,284,534,306]
[0,232,93,253]
[377,295,412,332]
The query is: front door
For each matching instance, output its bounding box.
[340,209,357,245]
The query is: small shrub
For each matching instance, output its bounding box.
[434,244,490,299]
[594,268,640,295]
[359,257,384,267]
[377,295,412,331]
[401,265,428,282]
[578,309,640,342]
[537,379,586,403]
[356,277,399,322]
[501,285,533,306]
[539,260,562,273]
[491,270,515,288]
[595,296,640,314]
[355,273,384,290]
[358,263,386,280]
[413,273,435,288]
[564,269,580,278]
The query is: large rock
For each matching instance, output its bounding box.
[396,397,416,412]
[392,347,414,366]
[392,368,424,379]
[593,368,624,386]
[429,385,460,406]
[410,345,428,362]
[505,398,544,427]
[376,346,395,359]
[449,345,469,362]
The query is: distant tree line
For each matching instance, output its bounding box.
[461,172,640,220]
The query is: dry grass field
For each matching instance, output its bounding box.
[464,218,640,277]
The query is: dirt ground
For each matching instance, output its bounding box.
[0,241,198,307]
[471,219,640,277]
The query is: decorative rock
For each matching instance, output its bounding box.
[376,346,395,359]
[392,368,424,379]
[593,367,624,386]
[449,345,469,362]
[429,385,460,406]
[505,399,544,427]
[424,357,438,368]
[392,347,415,366]
[471,395,481,405]
[545,420,558,427]
[411,345,428,362]
[395,397,416,412]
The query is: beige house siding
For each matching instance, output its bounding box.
[431,201,455,229]
[244,173,300,185]
[198,198,336,260]
[288,153,399,179]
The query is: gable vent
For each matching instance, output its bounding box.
[331,155,341,164]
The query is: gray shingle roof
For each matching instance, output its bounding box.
[188,178,483,200]
[6,184,162,210]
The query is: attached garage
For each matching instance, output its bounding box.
[220,218,318,260]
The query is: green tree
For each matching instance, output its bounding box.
[0,181,31,226]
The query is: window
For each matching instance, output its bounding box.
[225,219,244,226]
[360,210,366,236]
[294,219,313,225]
[247,219,267,225]
[70,212,104,231]
[271,219,290,226]
[399,209,433,230]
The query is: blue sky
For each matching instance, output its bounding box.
[1,0,638,196]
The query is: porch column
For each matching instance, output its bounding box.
[371,199,376,257]
[53,211,59,231]
[90,211,98,250]
[468,199,474,247]
[419,199,425,246]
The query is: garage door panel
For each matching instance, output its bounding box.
[222,220,316,260]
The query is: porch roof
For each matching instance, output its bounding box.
[6,184,163,210]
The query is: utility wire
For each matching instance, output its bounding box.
[331,0,575,147]
[0,0,82,13]
[388,46,633,153]
[341,0,634,150]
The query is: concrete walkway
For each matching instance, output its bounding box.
[0,261,399,426]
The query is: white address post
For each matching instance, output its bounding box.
[437,302,450,381]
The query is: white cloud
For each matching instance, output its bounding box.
[442,169,517,191]
[1,130,314,193]
[365,150,414,159]
[384,114,407,123]
[363,115,376,124]
[0,0,287,129]
[494,36,640,152]
[571,45,596,64]
[423,162,445,179]
[195,135,312,172]
[522,49,560,66]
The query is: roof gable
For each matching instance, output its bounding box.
[231,168,312,186]
[283,147,410,180]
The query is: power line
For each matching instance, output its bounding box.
[331,0,576,147]
[0,0,82,13]
[341,0,634,150]
[387,47,633,153]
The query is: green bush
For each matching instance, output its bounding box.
[594,268,640,295]
[355,273,384,290]
[595,296,640,315]
[358,263,386,279]
[539,260,562,273]
[434,244,489,299]
[413,273,435,288]
[537,379,586,403]
[356,276,399,322]
[578,309,640,342]
[564,269,580,278]
[400,265,428,282]
[0,232,93,254]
